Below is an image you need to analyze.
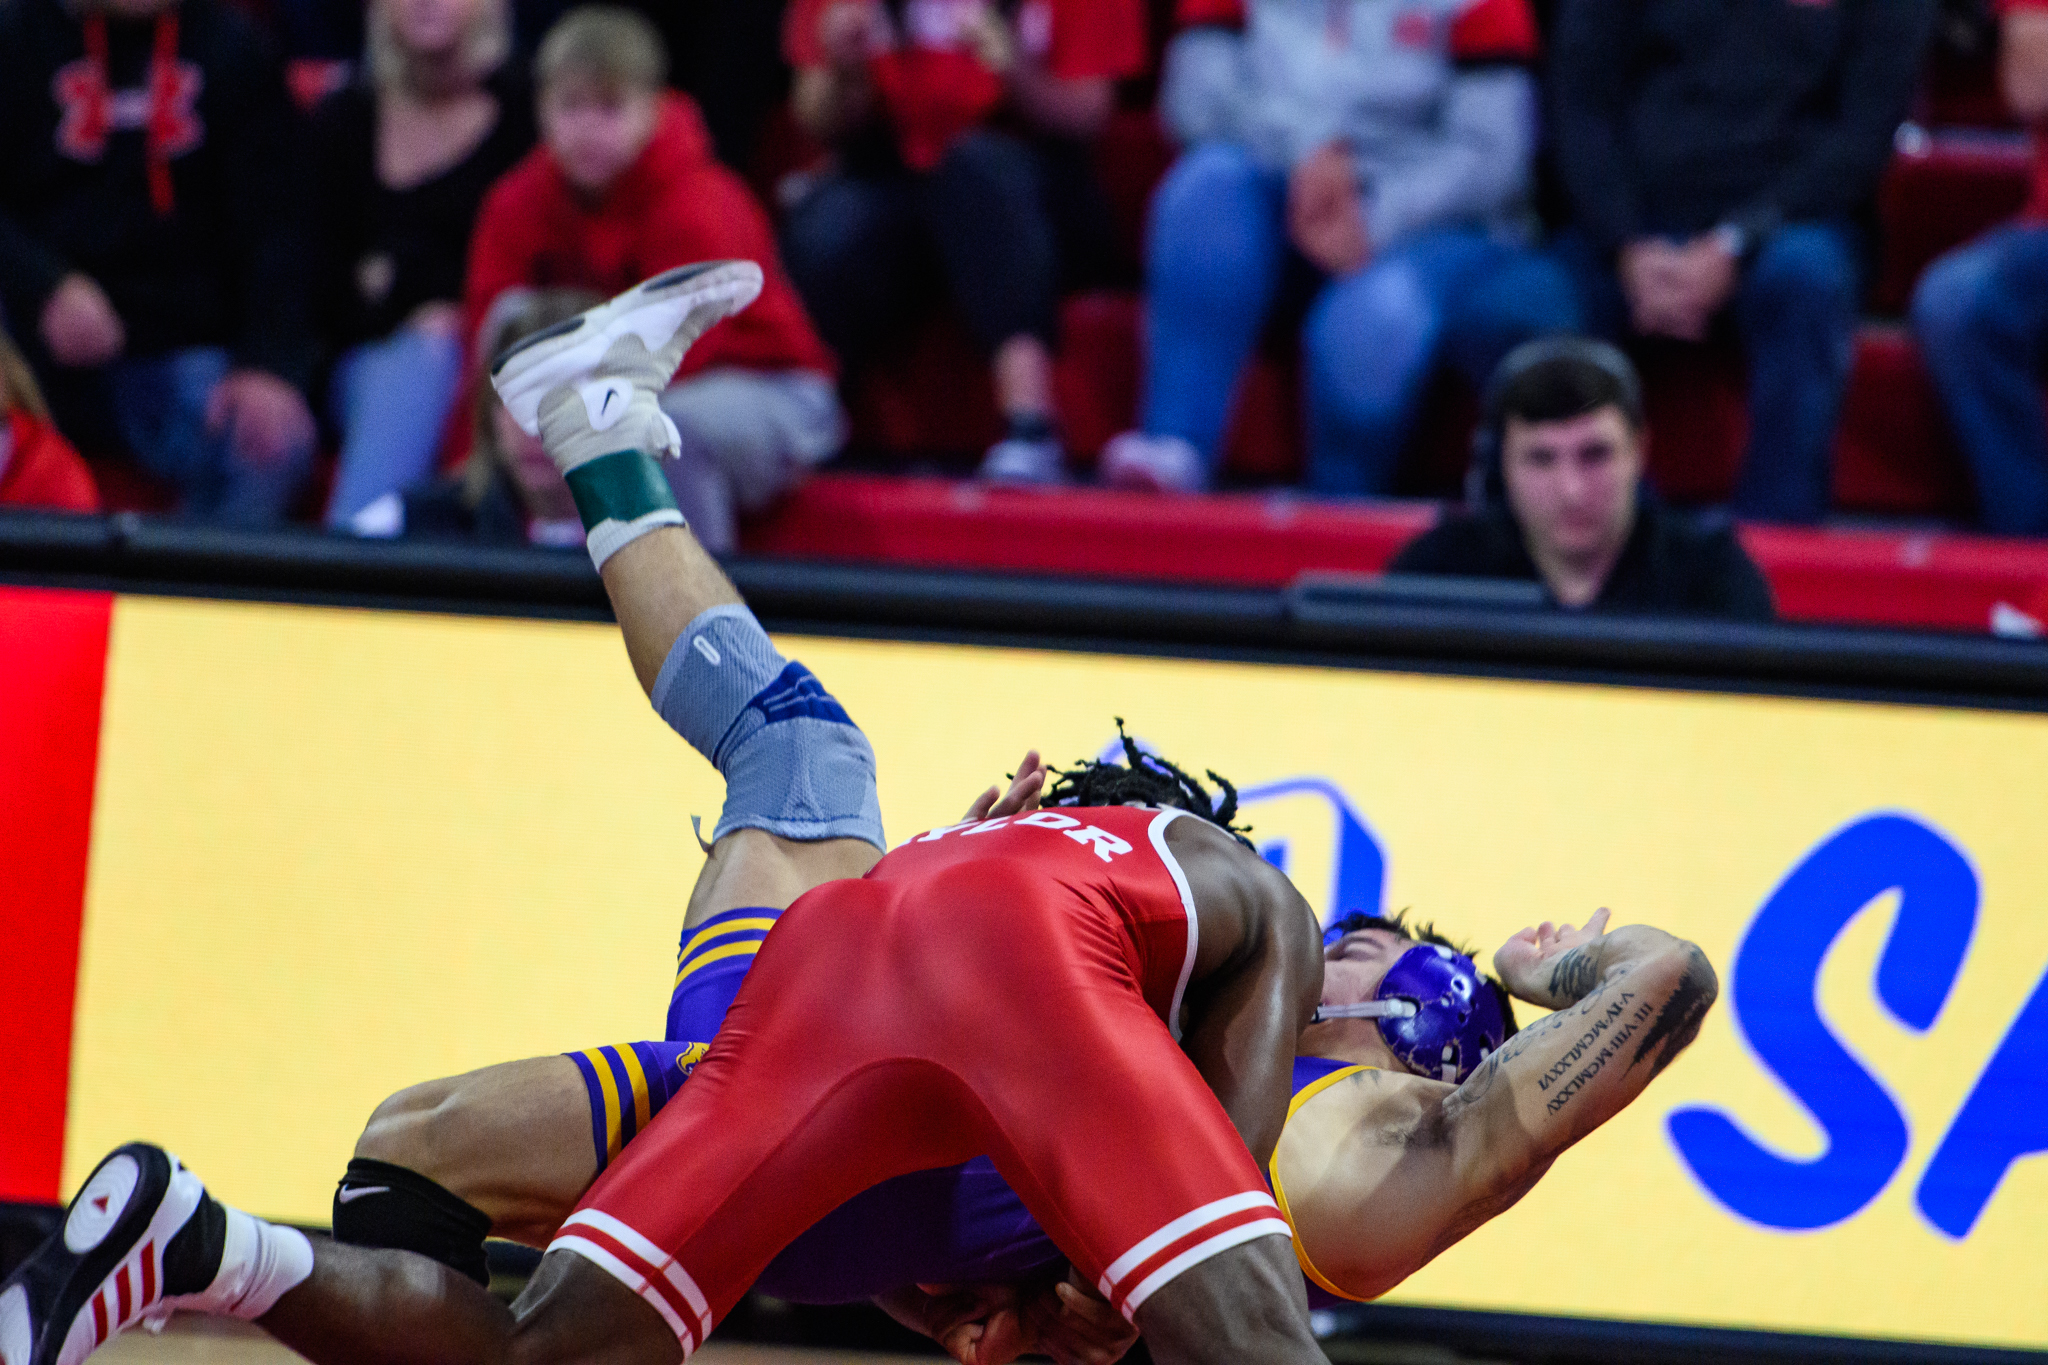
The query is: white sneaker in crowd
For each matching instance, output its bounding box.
[1099,431,1206,493]
[977,432,1067,485]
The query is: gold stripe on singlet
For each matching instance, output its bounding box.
[1269,1065,1376,1304]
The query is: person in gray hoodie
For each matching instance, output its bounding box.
[1103,0,1579,496]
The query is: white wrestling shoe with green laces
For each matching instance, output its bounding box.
[487,260,764,567]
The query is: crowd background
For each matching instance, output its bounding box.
[3,0,2048,611]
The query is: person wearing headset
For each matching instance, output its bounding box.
[1389,337,1775,620]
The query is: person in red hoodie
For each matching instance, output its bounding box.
[465,5,843,553]
[0,328,101,513]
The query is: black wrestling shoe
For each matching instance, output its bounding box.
[0,1144,213,1365]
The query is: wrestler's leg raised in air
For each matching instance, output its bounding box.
[331,264,906,1273]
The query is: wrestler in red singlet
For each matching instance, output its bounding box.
[552,804,1293,1354]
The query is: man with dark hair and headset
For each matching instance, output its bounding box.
[1391,336,1775,620]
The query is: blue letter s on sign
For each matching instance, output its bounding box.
[1667,815,1978,1231]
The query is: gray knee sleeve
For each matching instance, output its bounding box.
[650,605,884,849]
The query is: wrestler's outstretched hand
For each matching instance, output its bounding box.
[876,1282,1027,1365]
[1019,1268,1137,1365]
[1493,907,1612,1009]
[962,750,1048,822]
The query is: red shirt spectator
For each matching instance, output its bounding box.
[0,410,100,513]
[784,0,1145,170]
[465,92,835,380]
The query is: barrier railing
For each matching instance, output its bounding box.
[4,508,2045,709]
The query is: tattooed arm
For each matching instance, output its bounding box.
[1439,909,1719,1212]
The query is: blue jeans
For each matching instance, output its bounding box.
[325,326,467,528]
[108,348,313,527]
[1141,141,1580,495]
[1910,223,2048,535]
[1558,223,1861,524]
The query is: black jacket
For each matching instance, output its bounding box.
[1549,0,1934,252]
[310,69,536,352]
[0,0,317,387]
[1388,501,1778,620]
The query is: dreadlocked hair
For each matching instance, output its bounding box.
[1326,907,1520,1039]
[1044,719,1256,850]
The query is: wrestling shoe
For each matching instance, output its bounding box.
[1099,431,1205,493]
[0,1145,215,1365]
[489,260,765,474]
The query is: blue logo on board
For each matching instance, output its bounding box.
[1667,813,2048,1239]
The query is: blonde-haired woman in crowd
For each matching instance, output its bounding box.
[0,328,99,513]
[312,0,535,531]
[347,289,595,543]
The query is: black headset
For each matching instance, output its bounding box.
[1465,335,1644,509]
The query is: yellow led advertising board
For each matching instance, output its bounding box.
[42,593,2048,1352]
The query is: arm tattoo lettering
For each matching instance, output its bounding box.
[1627,947,1717,1080]
[1538,994,1654,1114]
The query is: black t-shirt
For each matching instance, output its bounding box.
[1388,501,1777,621]
[310,68,536,351]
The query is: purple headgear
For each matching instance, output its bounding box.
[1318,932,1506,1084]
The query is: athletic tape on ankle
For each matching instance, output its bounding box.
[651,605,885,849]
[564,448,686,570]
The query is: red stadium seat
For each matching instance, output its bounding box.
[1094,109,1177,275]
[1741,523,2048,631]
[1875,130,2032,314]
[1632,338,1749,504]
[843,310,1005,464]
[1054,293,1144,464]
[1834,326,1976,517]
[81,456,174,515]
[746,472,1431,582]
[1915,40,2016,132]
[744,473,2048,633]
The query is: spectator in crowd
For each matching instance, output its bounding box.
[1550,0,1934,524]
[1103,0,1578,495]
[0,329,101,513]
[313,0,535,531]
[0,0,319,526]
[779,0,1147,482]
[1911,0,2048,537]
[349,289,594,543]
[1390,338,1776,618]
[510,0,792,172]
[466,6,844,553]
